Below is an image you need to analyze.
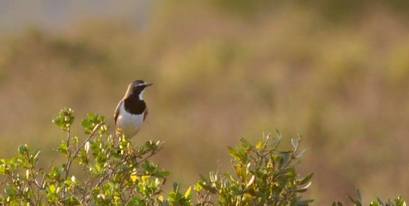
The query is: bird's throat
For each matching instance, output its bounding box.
[124,95,146,115]
[139,90,144,100]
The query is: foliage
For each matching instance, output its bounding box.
[0,108,168,205]
[195,135,312,205]
[0,108,406,205]
[333,191,407,206]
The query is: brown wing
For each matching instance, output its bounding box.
[143,107,148,121]
[114,100,123,124]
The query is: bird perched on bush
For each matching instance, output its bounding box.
[114,80,152,138]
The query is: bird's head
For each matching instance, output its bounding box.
[126,80,153,100]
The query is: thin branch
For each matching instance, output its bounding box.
[83,167,115,204]
[136,149,159,165]
[64,123,102,180]
[66,127,72,150]
[95,168,113,188]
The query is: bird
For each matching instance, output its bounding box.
[114,80,152,138]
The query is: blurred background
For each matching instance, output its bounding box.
[1,0,409,204]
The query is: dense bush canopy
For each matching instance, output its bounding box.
[0,108,405,205]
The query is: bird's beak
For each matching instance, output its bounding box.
[144,82,153,87]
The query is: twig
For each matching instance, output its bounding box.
[95,168,113,188]
[64,123,102,179]
[66,128,72,151]
[83,167,115,204]
[136,149,159,165]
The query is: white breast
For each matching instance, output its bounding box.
[116,103,144,138]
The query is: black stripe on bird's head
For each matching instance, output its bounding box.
[124,80,153,99]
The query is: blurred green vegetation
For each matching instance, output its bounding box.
[0,0,409,204]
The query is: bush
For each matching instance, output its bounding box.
[196,136,312,205]
[0,108,169,205]
[333,192,406,206]
[0,108,405,205]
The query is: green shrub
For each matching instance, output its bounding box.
[333,191,406,206]
[0,108,405,205]
[0,108,169,205]
[195,136,312,205]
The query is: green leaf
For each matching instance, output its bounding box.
[18,144,29,155]
[127,197,144,206]
[299,173,314,185]
[48,184,56,193]
[394,196,407,206]
[369,201,381,206]
[5,185,17,196]
[52,107,74,131]
[81,113,105,134]
[64,196,80,206]
[0,159,6,175]
[193,182,203,192]
[184,186,192,199]
[58,142,69,155]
